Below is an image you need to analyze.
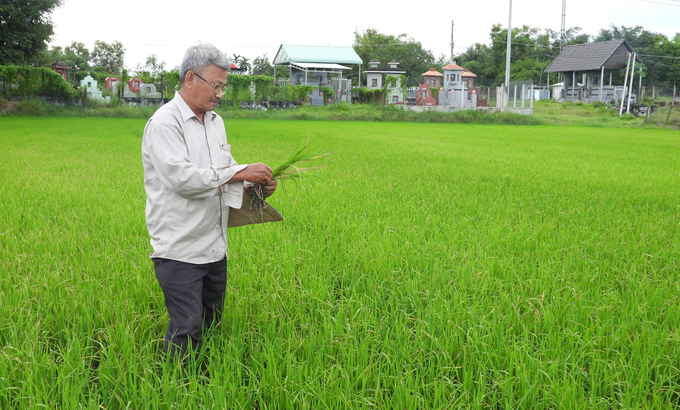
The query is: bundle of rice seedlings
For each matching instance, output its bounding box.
[246,136,328,211]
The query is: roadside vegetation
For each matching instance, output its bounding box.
[2,97,679,128]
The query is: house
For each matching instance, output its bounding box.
[230,63,247,74]
[104,77,119,90]
[128,77,143,94]
[273,44,363,105]
[79,74,104,101]
[462,68,476,89]
[416,68,442,106]
[544,40,641,102]
[439,63,477,108]
[365,60,406,104]
[48,61,71,82]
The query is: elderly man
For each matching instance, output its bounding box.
[142,43,276,361]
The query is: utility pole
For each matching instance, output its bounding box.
[505,0,512,88]
[560,0,567,50]
[450,21,455,63]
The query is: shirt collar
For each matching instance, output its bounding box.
[175,92,217,123]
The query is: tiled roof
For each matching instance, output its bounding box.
[422,68,443,77]
[443,63,463,70]
[544,40,638,73]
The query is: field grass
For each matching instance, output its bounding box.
[1,117,679,408]
[4,97,680,130]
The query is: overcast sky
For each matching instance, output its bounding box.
[48,0,680,72]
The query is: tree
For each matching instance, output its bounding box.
[64,41,91,71]
[136,54,166,77]
[252,54,275,76]
[91,40,125,75]
[30,45,65,67]
[0,0,63,65]
[352,28,435,87]
[594,25,669,84]
[231,54,251,74]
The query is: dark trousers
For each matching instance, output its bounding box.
[153,257,227,362]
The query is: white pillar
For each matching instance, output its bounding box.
[626,53,636,113]
[619,53,632,116]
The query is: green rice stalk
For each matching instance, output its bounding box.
[247,136,328,210]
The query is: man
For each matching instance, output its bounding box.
[141,43,276,361]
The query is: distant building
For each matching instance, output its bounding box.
[48,61,71,82]
[365,60,406,104]
[128,77,143,94]
[105,77,119,90]
[230,63,247,74]
[273,44,363,105]
[416,68,442,106]
[439,63,477,108]
[79,74,104,101]
[544,40,641,102]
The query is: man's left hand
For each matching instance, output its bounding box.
[263,179,277,197]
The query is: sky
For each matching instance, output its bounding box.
[48,0,680,72]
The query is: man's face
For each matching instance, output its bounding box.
[189,64,227,114]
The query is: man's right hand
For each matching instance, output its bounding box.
[236,162,272,186]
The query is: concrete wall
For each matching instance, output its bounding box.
[402,105,533,115]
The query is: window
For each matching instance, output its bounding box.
[393,95,399,103]
[591,77,599,85]
[372,78,378,87]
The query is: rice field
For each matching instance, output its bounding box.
[1,116,679,409]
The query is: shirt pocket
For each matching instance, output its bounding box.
[220,143,237,166]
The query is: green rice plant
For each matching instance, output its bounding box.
[1,117,679,408]
[246,136,328,210]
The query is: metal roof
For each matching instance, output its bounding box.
[290,62,351,71]
[273,44,363,66]
[544,40,639,73]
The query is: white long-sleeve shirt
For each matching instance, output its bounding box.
[142,93,247,263]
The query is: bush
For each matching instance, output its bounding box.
[0,66,73,98]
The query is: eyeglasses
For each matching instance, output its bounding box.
[192,71,227,95]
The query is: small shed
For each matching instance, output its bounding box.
[544,40,641,102]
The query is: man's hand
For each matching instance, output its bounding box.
[231,162,272,186]
[263,179,277,197]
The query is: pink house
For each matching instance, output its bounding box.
[416,68,442,106]
[128,77,143,94]
[48,61,71,82]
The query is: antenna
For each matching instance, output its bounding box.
[450,21,455,63]
[560,0,566,50]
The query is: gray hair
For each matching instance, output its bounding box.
[179,43,230,83]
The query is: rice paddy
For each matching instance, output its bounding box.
[1,116,679,408]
